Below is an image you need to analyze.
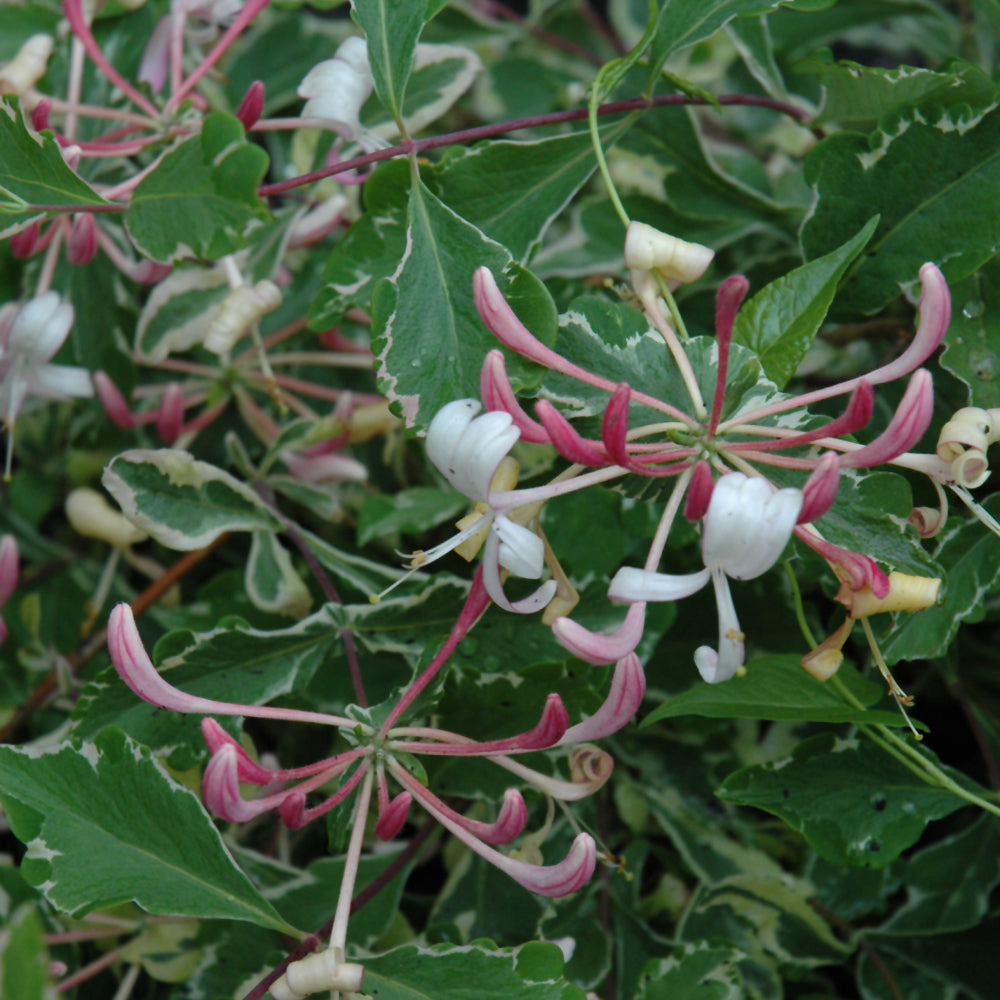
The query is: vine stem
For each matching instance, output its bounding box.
[258,92,816,199]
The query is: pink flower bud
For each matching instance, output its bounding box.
[236,80,265,130]
[92,371,136,430]
[480,350,550,444]
[156,383,185,444]
[684,461,714,521]
[66,213,97,266]
[31,98,52,131]
[10,222,41,259]
[552,602,646,666]
[0,534,19,607]
[798,452,840,524]
[558,653,646,744]
[375,792,412,840]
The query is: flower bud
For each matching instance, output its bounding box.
[65,488,148,548]
[848,571,941,620]
[235,80,265,130]
[92,371,136,429]
[9,222,41,259]
[67,213,98,266]
[0,35,54,96]
[624,222,714,287]
[203,280,282,355]
[270,951,364,1000]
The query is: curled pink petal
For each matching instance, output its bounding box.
[869,262,951,385]
[798,452,840,524]
[795,531,890,598]
[375,791,412,840]
[684,460,714,521]
[480,351,550,444]
[535,401,607,466]
[203,745,290,823]
[552,602,646,666]
[558,653,646,744]
[840,370,933,468]
[601,384,636,469]
[396,694,568,756]
[391,760,595,896]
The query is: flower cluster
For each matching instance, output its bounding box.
[411,227,952,696]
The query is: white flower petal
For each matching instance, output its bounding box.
[426,399,480,480]
[27,363,94,401]
[608,565,711,603]
[493,516,544,579]
[7,293,74,363]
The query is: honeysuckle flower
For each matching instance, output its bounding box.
[106,601,625,902]
[468,258,952,671]
[610,473,803,683]
[0,534,19,645]
[407,399,558,614]
[0,292,93,478]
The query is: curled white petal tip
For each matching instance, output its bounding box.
[608,566,711,604]
[270,951,364,1000]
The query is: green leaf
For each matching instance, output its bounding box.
[0,729,293,931]
[371,174,556,431]
[733,216,878,387]
[804,54,996,129]
[881,496,1000,665]
[309,161,409,328]
[245,531,313,618]
[939,258,1000,408]
[352,0,426,125]
[102,448,281,550]
[642,654,914,728]
[0,906,56,1000]
[649,0,785,70]
[636,943,750,1000]
[429,129,621,262]
[0,97,109,237]
[70,607,343,766]
[361,941,585,1000]
[357,486,467,547]
[125,112,270,263]
[802,103,1000,314]
[718,734,966,868]
[678,875,851,965]
[875,815,1000,935]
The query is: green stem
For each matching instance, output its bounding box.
[782,561,817,649]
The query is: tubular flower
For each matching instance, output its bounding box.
[411,399,558,614]
[0,293,93,478]
[610,474,803,683]
[463,255,952,671]
[0,534,19,645]
[105,601,640,900]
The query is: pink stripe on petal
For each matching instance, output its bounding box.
[558,653,646,744]
[480,351,550,444]
[840,370,933,468]
[395,694,568,757]
[535,401,607,466]
[798,452,840,524]
[552,602,647,666]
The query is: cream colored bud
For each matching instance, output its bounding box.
[269,952,364,1000]
[801,646,844,682]
[908,506,945,538]
[624,222,714,285]
[0,35,54,96]
[850,572,941,620]
[65,488,148,548]
[936,407,997,462]
[204,280,282,355]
